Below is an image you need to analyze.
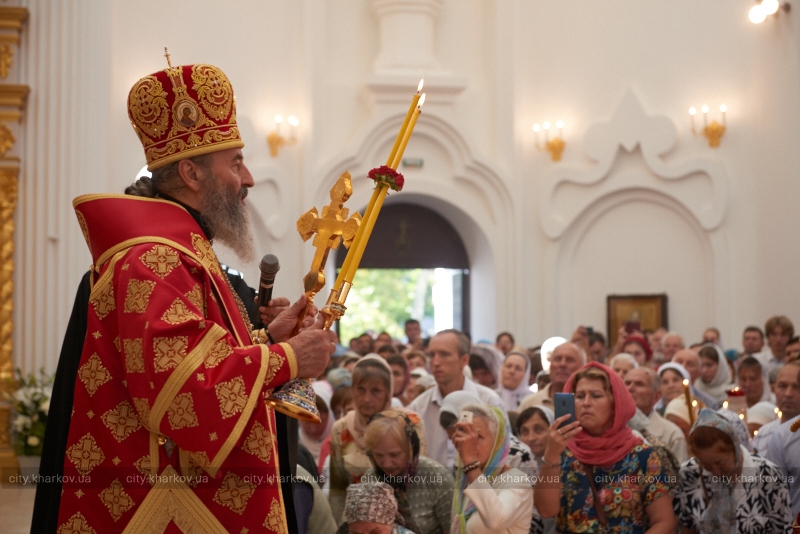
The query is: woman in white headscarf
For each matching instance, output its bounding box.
[329,355,426,525]
[497,349,532,412]
[694,344,734,404]
[300,380,336,466]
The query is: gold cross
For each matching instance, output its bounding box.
[164,47,172,68]
[296,172,361,310]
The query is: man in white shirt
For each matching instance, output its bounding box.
[737,356,776,407]
[406,329,503,467]
[765,363,800,517]
[518,342,585,411]
[756,315,794,377]
[741,325,765,356]
[754,361,800,455]
[624,367,688,463]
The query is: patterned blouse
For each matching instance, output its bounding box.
[556,443,672,533]
[674,452,792,534]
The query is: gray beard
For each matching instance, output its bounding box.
[199,171,255,263]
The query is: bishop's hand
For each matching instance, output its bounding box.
[267,295,318,343]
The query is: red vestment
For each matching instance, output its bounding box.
[57,194,297,534]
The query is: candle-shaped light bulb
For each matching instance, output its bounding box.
[701,105,708,128]
[417,79,424,92]
[750,3,767,23]
[701,105,709,114]
[274,114,283,124]
[556,120,564,139]
[287,116,299,127]
[542,122,551,130]
[719,104,727,113]
[689,107,696,116]
[532,124,541,132]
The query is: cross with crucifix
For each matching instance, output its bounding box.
[295,171,361,321]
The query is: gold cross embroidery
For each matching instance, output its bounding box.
[140,244,181,278]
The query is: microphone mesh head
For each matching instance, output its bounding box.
[260,254,280,275]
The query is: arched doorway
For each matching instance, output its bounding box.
[334,202,471,341]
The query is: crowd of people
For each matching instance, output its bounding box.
[296,317,800,534]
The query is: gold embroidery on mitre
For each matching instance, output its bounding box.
[133,398,151,425]
[153,335,188,372]
[99,479,135,522]
[128,75,170,141]
[192,65,234,121]
[185,284,205,316]
[101,401,142,443]
[124,279,156,313]
[124,338,144,373]
[78,353,112,396]
[76,211,91,252]
[191,233,222,277]
[139,244,181,279]
[90,281,115,320]
[162,297,202,325]
[67,433,105,476]
[167,392,199,430]
[264,498,288,534]
[241,421,275,465]
[57,511,97,534]
[213,472,256,515]
[204,338,233,368]
[215,376,248,419]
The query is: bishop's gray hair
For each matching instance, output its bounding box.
[125,154,212,198]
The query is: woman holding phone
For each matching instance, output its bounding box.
[534,362,677,533]
[452,403,533,533]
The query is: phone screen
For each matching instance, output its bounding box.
[554,392,575,428]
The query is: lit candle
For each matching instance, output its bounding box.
[683,379,695,425]
[701,105,709,128]
[391,94,425,170]
[556,120,564,140]
[542,121,550,142]
[386,79,423,166]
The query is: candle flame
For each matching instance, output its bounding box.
[738,413,745,420]
[723,401,728,409]
[417,79,424,92]
[775,407,780,414]
[683,379,689,386]
[692,400,697,407]
[754,430,758,436]
[417,93,426,108]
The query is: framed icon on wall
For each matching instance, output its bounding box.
[607,293,668,348]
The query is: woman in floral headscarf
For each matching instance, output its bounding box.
[451,403,532,534]
[675,408,792,533]
[534,361,677,533]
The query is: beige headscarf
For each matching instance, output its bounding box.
[345,354,394,450]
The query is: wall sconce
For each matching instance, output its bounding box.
[749,0,790,23]
[689,105,726,147]
[532,120,565,161]
[267,114,299,157]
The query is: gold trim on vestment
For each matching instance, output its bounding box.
[121,465,228,534]
[279,342,298,380]
[207,345,270,478]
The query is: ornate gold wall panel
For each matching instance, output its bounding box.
[0,5,27,481]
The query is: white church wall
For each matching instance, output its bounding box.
[11,0,800,374]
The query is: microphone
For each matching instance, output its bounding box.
[257,254,280,309]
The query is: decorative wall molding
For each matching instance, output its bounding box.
[371,0,446,75]
[538,89,728,239]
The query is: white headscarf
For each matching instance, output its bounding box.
[693,344,733,403]
[299,380,336,462]
[497,350,532,411]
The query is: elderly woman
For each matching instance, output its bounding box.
[694,343,733,404]
[517,405,556,534]
[452,403,533,533]
[337,481,415,534]
[609,352,638,381]
[534,362,677,533]
[329,355,426,525]
[497,349,533,411]
[440,391,535,473]
[363,410,453,534]
[621,335,652,366]
[675,408,792,533]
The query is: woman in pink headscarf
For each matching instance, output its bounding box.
[534,362,677,533]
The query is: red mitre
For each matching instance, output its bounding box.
[127,63,244,171]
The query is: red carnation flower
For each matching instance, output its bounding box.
[368,165,405,192]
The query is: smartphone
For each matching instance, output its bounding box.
[554,392,575,428]
[459,410,473,424]
[624,320,640,334]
